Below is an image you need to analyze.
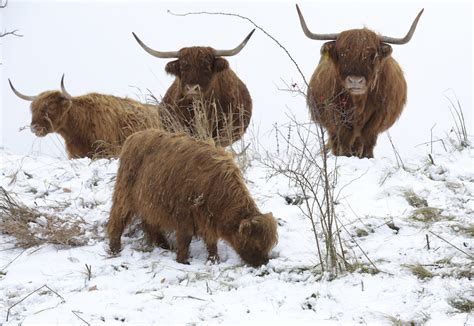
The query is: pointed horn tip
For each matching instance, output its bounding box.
[132,32,141,43]
[246,29,256,41]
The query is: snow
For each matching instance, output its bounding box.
[1,140,472,324]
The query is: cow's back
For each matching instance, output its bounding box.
[117,130,244,232]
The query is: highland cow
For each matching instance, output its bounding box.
[107,130,278,267]
[296,5,423,158]
[9,75,163,159]
[132,30,254,147]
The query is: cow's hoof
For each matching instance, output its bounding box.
[207,255,220,264]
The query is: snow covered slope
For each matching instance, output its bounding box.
[0,144,472,324]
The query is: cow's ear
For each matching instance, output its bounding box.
[379,43,392,58]
[165,60,180,76]
[321,41,337,61]
[239,219,252,237]
[213,57,229,73]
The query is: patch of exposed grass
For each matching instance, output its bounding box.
[407,264,434,280]
[383,312,430,326]
[355,228,369,237]
[409,207,443,222]
[451,224,474,237]
[347,262,379,275]
[0,187,89,248]
[435,256,453,265]
[403,190,428,208]
[449,298,473,313]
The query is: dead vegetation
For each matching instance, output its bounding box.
[449,298,473,313]
[0,187,91,248]
[148,92,248,149]
[406,264,434,280]
[403,190,428,208]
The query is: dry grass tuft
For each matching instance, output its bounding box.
[0,187,88,248]
[403,190,428,208]
[409,207,443,222]
[407,264,433,280]
[152,94,248,149]
[449,298,473,313]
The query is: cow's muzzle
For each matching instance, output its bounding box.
[184,84,201,97]
[344,76,367,95]
[30,124,47,137]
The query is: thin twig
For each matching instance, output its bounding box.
[428,230,472,259]
[72,310,90,326]
[0,248,26,272]
[167,9,309,87]
[6,285,65,321]
[387,131,406,170]
[0,29,23,38]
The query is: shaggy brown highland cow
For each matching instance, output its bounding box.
[133,30,254,147]
[9,75,163,159]
[107,130,278,267]
[296,5,423,158]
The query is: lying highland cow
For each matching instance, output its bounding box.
[133,30,254,147]
[9,75,163,159]
[107,130,278,266]
[296,5,423,158]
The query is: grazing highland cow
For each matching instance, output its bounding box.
[9,75,163,159]
[296,5,423,158]
[107,130,278,267]
[132,30,254,147]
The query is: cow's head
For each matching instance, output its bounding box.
[9,75,73,136]
[296,5,423,95]
[236,212,278,267]
[133,30,255,99]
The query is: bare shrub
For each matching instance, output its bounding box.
[0,0,23,39]
[261,115,348,274]
[0,187,89,248]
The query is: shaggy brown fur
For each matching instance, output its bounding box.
[162,47,252,147]
[107,130,277,267]
[307,29,407,158]
[26,91,163,159]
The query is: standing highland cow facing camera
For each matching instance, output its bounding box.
[9,75,163,159]
[132,30,254,147]
[296,5,423,158]
[107,130,278,267]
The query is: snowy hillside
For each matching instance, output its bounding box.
[0,138,472,324]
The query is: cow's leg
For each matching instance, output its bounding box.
[362,134,378,158]
[205,236,220,264]
[176,228,193,264]
[107,204,133,254]
[326,133,338,156]
[360,114,383,158]
[143,222,170,250]
[335,127,355,157]
[352,137,364,157]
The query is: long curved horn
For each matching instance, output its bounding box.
[296,4,339,41]
[8,79,37,101]
[60,74,72,99]
[214,29,256,57]
[132,32,179,58]
[379,9,424,45]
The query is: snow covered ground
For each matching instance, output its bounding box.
[0,134,472,325]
